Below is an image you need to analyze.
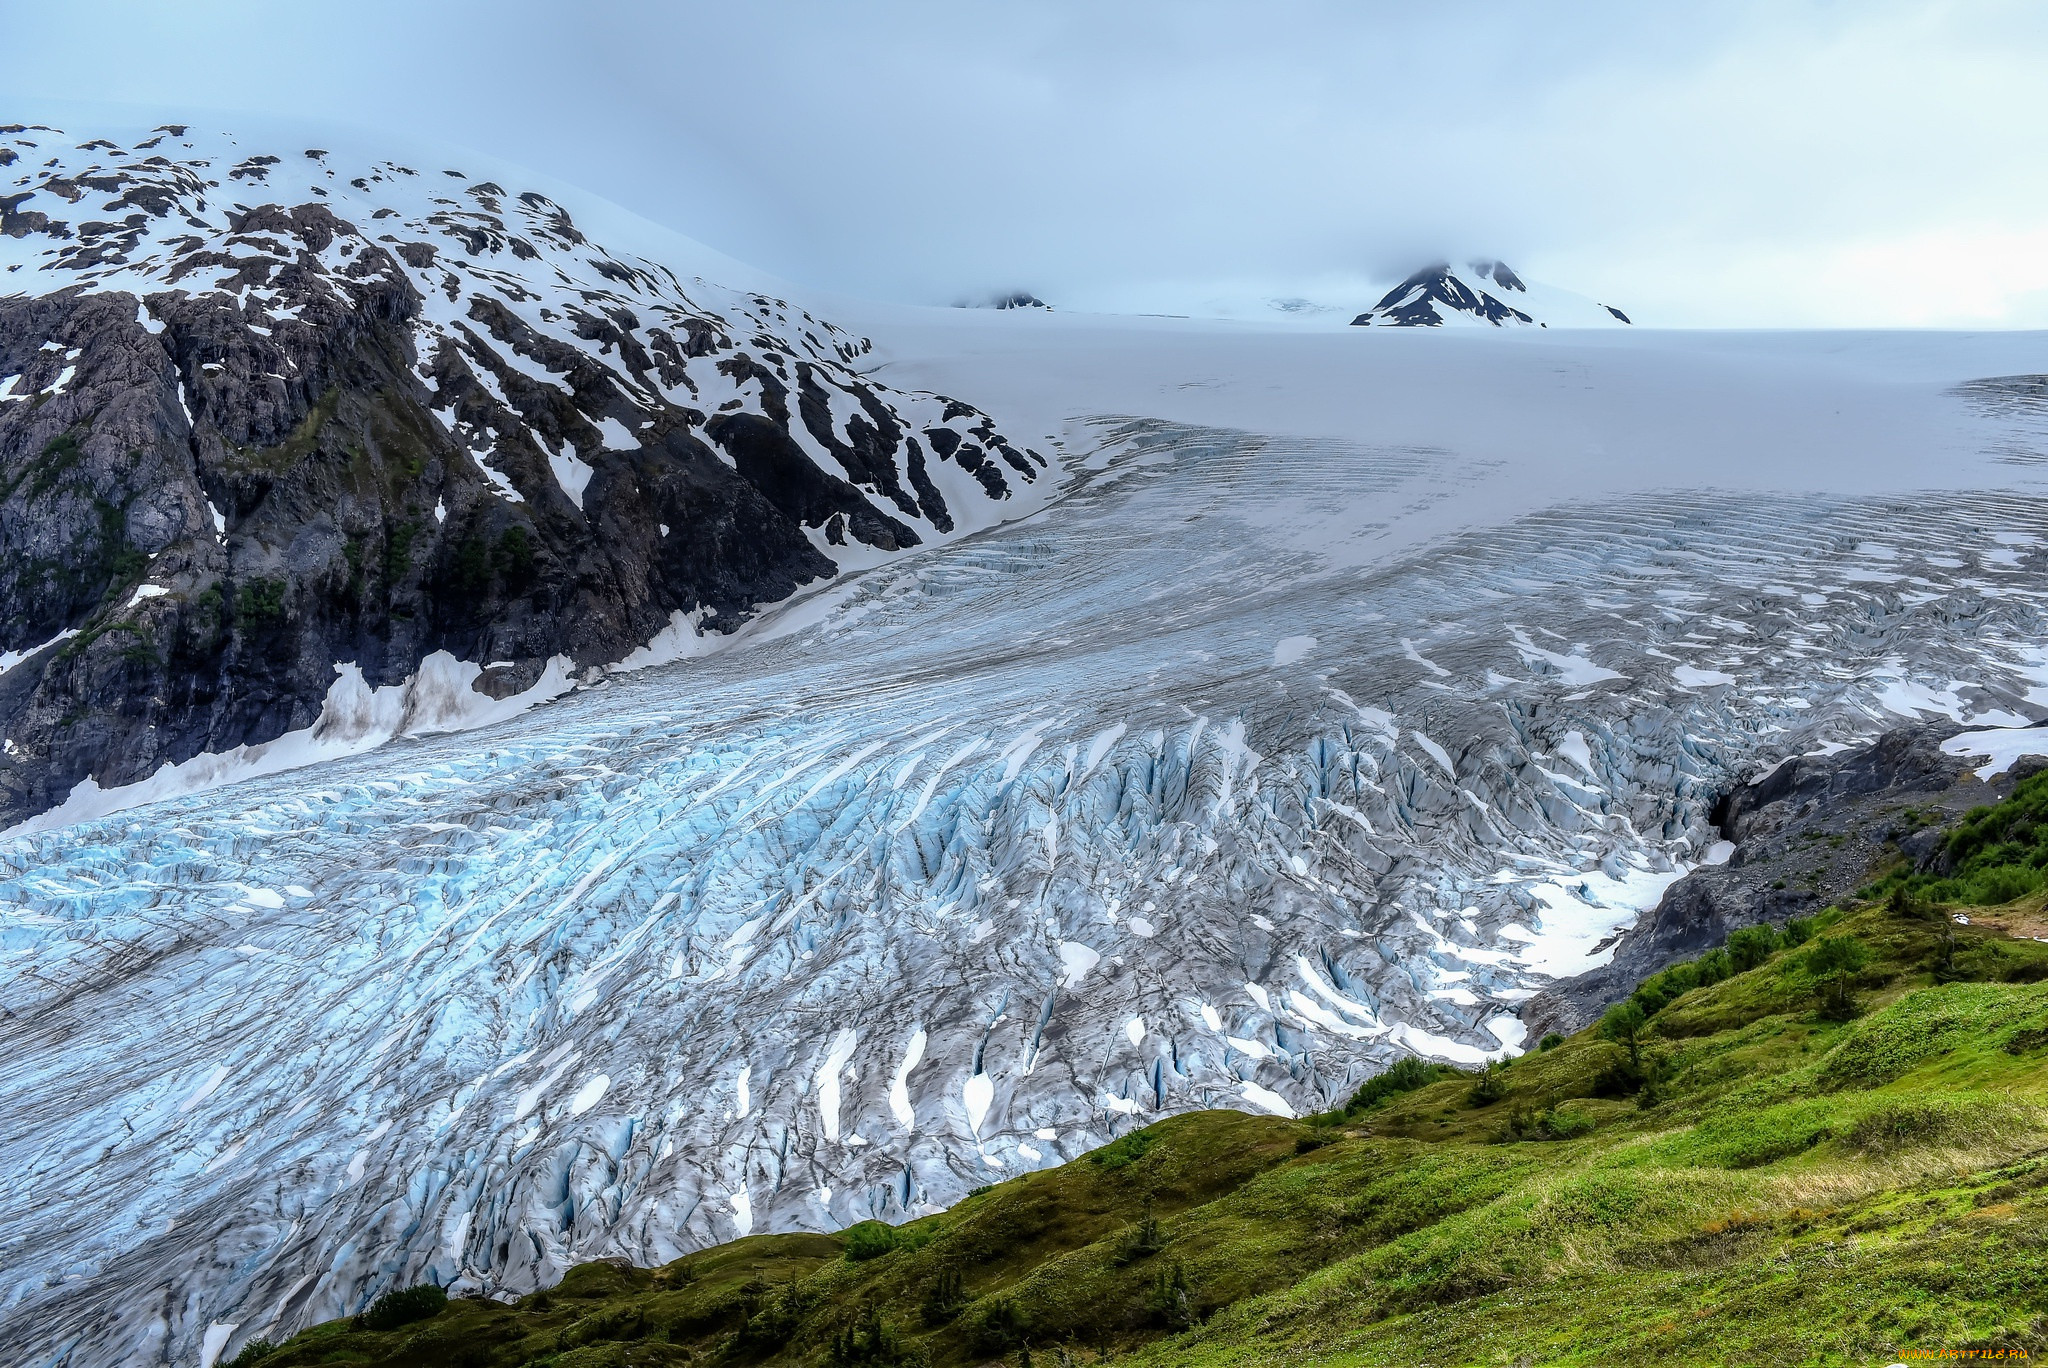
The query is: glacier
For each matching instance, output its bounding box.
[7,252,2048,1362]
[9,391,2048,1364]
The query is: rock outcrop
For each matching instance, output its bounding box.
[1521,723,2037,1036]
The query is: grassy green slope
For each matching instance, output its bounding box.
[242,788,2048,1368]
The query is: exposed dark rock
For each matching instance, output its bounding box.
[1351,262,1533,327]
[1520,722,2029,1037]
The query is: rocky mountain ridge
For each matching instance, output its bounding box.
[0,120,1048,829]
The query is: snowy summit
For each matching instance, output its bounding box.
[1352,259,1633,328]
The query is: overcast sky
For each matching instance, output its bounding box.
[7,0,2048,326]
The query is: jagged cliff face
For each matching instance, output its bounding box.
[0,122,1046,828]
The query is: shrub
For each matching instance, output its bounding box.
[1500,1104,1595,1142]
[448,532,492,597]
[829,1300,912,1366]
[737,1277,820,1353]
[1782,916,1817,948]
[919,1268,966,1327]
[1727,924,1780,972]
[494,523,537,591]
[1819,984,2048,1088]
[843,1220,903,1262]
[1115,1200,1167,1263]
[2004,1024,2048,1056]
[1599,1001,1648,1064]
[224,1340,277,1368]
[355,1283,446,1332]
[1466,1061,1509,1107]
[1539,1033,1565,1052]
[235,577,287,628]
[1150,1261,1194,1329]
[1092,1129,1157,1171]
[1803,935,1871,1020]
[968,1296,1029,1355]
[1343,1055,1457,1113]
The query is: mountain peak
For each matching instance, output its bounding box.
[1351,260,1631,328]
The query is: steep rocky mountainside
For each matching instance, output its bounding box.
[0,121,1046,827]
[1351,259,1632,327]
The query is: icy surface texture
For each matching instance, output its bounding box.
[5,410,2048,1364]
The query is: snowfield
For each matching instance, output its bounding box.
[8,237,2048,1361]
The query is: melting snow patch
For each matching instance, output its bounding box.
[1058,940,1101,988]
[1401,637,1451,676]
[1273,634,1317,666]
[198,1322,238,1368]
[0,628,81,675]
[475,456,525,503]
[1553,730,1596,774]
[1942,725,2048,780]
[816,1028,858,1141]
[549,449,595,509]
[180,1064,231,1114]
[595,416,639,451]
[889,1028,926,1129]
[1511,629,1626,686]
[962,1072,994,1135]
[4,652,576,837]
[567,1074,610,1117]
[1411,731,1455,775]
[1238,1081,1294,1117]
[611,608,716,672]
[1521,862,1688,977]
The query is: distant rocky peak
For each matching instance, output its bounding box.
[960,291,1051,311]
[1351,260,1630,329]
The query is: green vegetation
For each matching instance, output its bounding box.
[1872,767,2048,907]
[231,780,2048,1368]
[448,530,493,598]
[383,519,420,584]
[356,1284,448,1332]
[494,523,537,594]
[236,576,288,628]
[229,385,341,472]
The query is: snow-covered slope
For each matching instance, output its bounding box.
[6,298,2048,1366]
[1351,259,1632,327]
[0,118,1051,829]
